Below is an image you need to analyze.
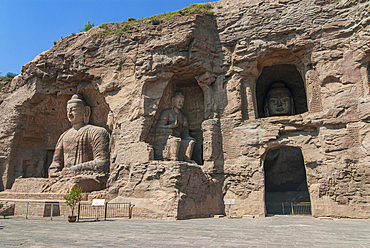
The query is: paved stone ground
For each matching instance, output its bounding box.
[1,215,370,247]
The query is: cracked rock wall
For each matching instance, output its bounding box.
[1,0,370,218]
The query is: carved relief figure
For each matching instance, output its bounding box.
[49,94,110,178]
[264,82,295,117]
[157,92,195,162]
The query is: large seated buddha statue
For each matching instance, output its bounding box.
[48,94,110,192]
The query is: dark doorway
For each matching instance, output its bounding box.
[264,147,311,215]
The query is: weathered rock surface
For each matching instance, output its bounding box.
[1,0,370,219]
[104,161,223,219]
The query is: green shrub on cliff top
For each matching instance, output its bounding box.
[80,21,95,32]
[0,72,18,80]
[96,3,214,36]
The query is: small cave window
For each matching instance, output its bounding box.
[256,64,308,118]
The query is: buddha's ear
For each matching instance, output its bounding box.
[84,106,91,124]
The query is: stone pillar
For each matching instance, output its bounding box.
[242,80,257,120]
[202,118,223,174]
[305,68,323,113]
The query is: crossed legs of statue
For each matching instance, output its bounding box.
[163,135,195,162]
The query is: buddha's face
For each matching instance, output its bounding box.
[67,102,85,125]
[266,88,292,116]
[173,95,184,111]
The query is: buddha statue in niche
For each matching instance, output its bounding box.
[48,94,110,191]
[156,92,195,162]
[264,82,295,117]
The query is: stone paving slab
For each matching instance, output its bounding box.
[0,215,370,247]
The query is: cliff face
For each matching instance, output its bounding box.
[1,0,370,218]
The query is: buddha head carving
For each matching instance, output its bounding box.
[171,92,185,112]
[264,82,294,117]
[67,94,91,125]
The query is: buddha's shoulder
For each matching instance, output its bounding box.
[160,108,175,115]
[84,124,109,135]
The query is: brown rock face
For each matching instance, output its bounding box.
[106,161,223,219]
[1,0,370,219]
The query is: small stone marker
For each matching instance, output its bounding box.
[224,199,235,218]
[92,199,105,221]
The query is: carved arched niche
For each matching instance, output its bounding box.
[256,64,308,118]
[149,77,204,165]
[7,80,110,186]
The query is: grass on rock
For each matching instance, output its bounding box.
[95,3,214,36]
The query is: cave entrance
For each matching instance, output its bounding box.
[256,64,308,118]
[264,147,311,215]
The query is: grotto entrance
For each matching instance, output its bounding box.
[264,147,311,215]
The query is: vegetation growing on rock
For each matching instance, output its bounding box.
[96,3,214,36]
[80,21,95,32]
[0,72,18,80]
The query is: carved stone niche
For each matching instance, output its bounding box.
[264,147,311,215]
[149,78,204,165]
[256,64,308,118]
[6,81,110,191]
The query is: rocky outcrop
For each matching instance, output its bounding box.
[104,161,223,219]
[1,0,370,219]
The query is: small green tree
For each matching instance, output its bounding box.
[64,186,82,216]
[6,72,17,79]
[80,21,95,32]
[0,201,3,209]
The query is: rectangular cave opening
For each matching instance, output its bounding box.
[264,146,311,216]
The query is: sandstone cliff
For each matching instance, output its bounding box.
[1,0,370,219]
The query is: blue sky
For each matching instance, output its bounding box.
[0,0,210,75]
